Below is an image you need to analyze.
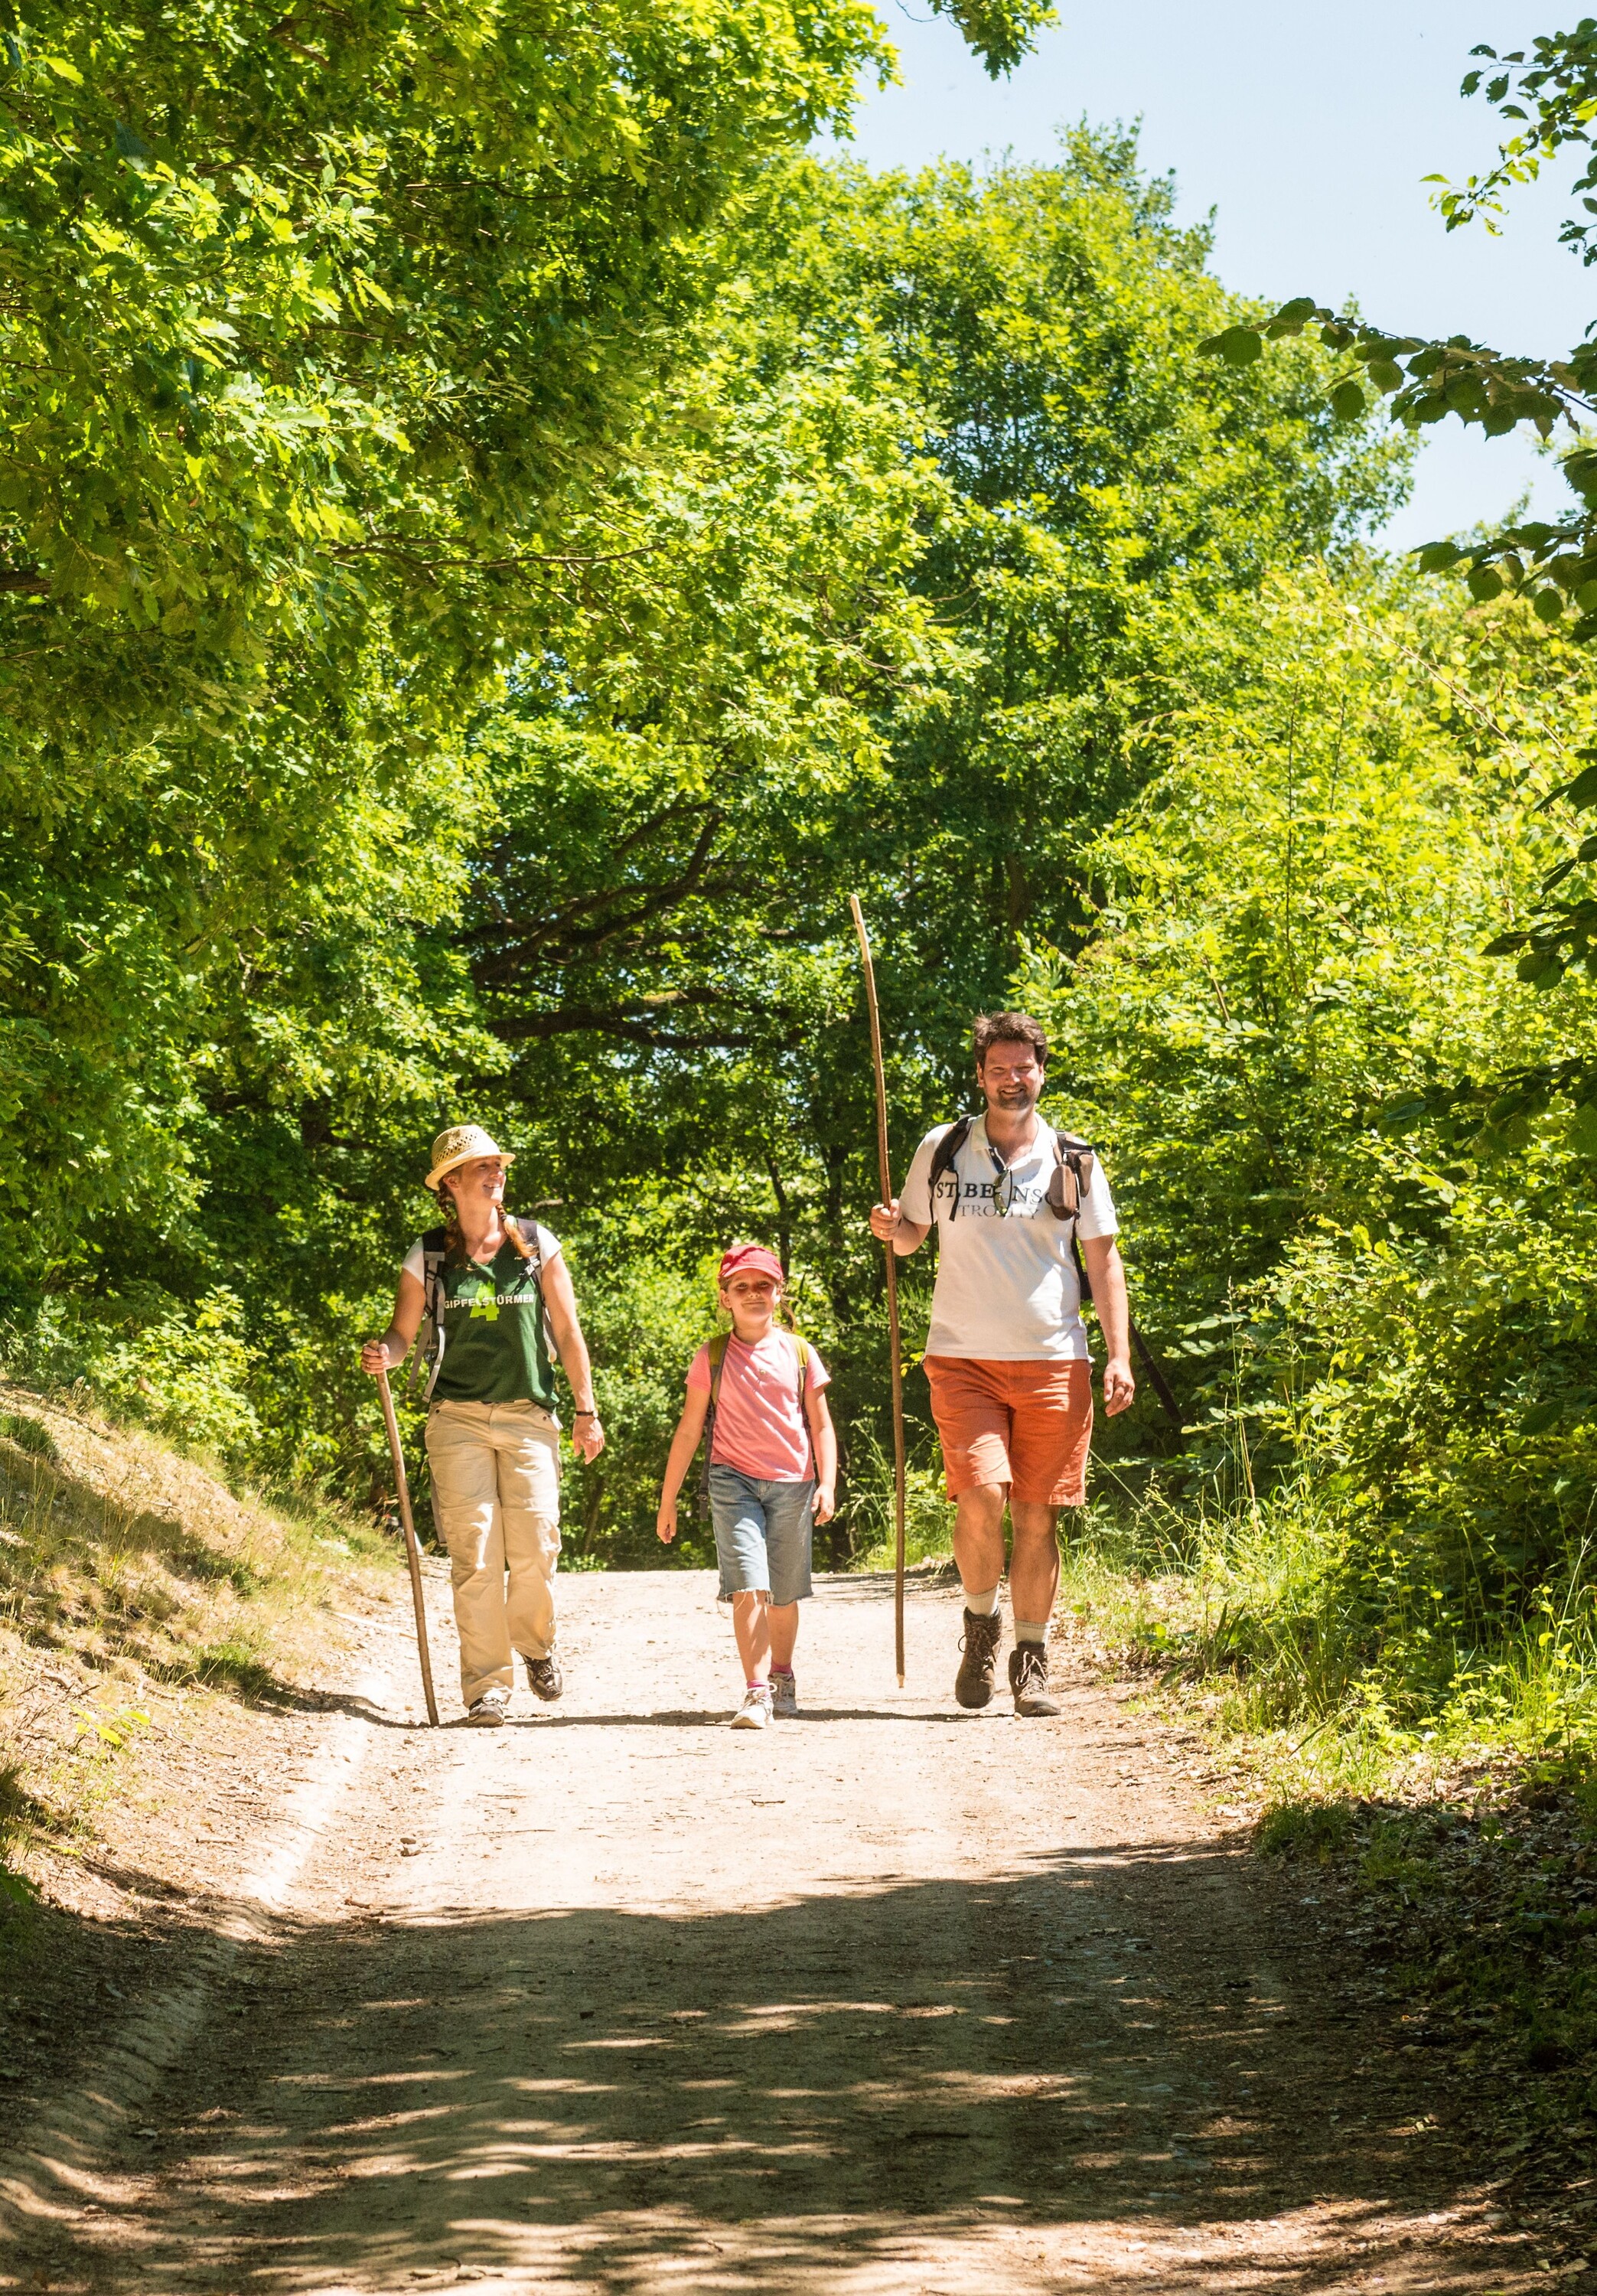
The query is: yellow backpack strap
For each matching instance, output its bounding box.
[790,1334,815,1475]
[697,1332,734,1513]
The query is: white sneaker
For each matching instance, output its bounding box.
[730,1684,774,1730]
[467,1688,510,1727]
[770,1669,797,1718]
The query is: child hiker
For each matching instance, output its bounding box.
[657,1244,837,1728]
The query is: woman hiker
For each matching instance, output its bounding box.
[360,1124,605,1725]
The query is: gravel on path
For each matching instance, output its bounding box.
[0,1567,1546,2294]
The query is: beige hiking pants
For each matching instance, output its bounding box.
[425,1400,561,1707]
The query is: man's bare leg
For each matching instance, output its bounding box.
[1008,1501,1062,1627]
[950,1484,1008,1602]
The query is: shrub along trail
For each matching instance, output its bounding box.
[1,1570,1556,2294]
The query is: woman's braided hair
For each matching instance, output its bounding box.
[437,1169,535,1262]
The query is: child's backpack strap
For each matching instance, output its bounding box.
[698,1331,816,1506]
[927,1117,973,1222]
[1045,1131,1097,1221]
[697,1332,732,1510]
[790,1334,815,1476]
[405,1225,451,1402]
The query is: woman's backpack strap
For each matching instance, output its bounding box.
[504,1215,544,1282]
[406,1225,451,1401]
[927,1117,974,1221]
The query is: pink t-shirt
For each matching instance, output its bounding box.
[686,1330,830,1482]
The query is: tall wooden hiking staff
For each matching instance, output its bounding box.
[376,1367,440,1728]
[849,895,908,1688]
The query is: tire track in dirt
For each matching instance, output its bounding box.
[1,1570,1547,2294]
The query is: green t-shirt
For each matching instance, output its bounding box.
[408,1224,560,1408]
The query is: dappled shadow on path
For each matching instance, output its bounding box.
[52,1841,1509,2294]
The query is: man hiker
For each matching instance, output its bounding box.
[360,1125,605,1725]
[656,1244,837,1729]
[868,1013,1134,1717]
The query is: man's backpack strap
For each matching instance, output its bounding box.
[928,1117,1094,1222]
[927,1117,973,1221]
[1047,1131,1097,1221]
[406,1225,451,1403]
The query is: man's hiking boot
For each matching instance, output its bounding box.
[730,1684,774,1730]
[1009,1642,1061,1718]
[954,1609,1003,1710]
[523,1652,562,1702]
[770,1668,797,1719]
[466,1688,510,1727]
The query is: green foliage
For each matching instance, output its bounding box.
[925,0,1055,78]
[0,0,899,741]
[1022,562,1597,1738]
[556,1242,722,1571]
[2,122,1412,1556]
[1447,24,1597,259]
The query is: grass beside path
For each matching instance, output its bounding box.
[1043,1482,1597,2204]
[848,1458,1597,2191]
[0,1380,397,1945]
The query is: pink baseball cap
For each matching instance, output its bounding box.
[719,1243,784,1287]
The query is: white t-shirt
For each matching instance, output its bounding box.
[401,1221,563,1283]
[899,1117,1118,1362]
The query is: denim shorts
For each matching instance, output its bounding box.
[707,1466,816,1604]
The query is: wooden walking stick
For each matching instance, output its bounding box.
[376,1366,440,1727]
[849,895,908,1688]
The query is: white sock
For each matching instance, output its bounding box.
[964,1583,1001,1617]
[1013,1618,1049,1645]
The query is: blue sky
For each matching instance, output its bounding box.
[821,1,1589,550]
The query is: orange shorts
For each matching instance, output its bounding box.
[923,1355,1094,1508]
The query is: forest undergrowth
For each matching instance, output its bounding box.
[1032,1463,1597,2177]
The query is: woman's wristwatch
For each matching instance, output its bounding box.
[574,1408,599,1420]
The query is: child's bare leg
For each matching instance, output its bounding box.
[732,1590,771,1681]
[768,1601,799,1671]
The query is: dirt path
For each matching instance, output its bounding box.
[1,1568,1551,2294]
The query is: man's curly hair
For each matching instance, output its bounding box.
[972,1010,1048,1068]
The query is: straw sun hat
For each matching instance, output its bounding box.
[424,1125,515,1194]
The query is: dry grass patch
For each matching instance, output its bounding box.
[0,1379,396,1909]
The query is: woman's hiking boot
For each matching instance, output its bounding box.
[466,1688,510,1727]
[770,1668,797,1718]
[1009,1642,1061,1717]
[523,1652,562,1702]
[954,1609,1003,1709]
